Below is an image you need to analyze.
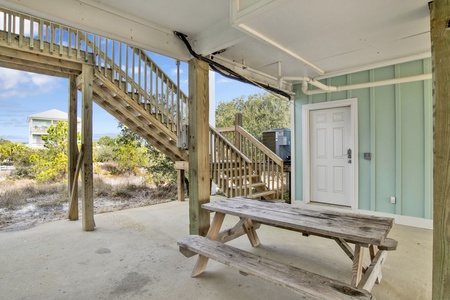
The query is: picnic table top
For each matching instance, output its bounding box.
[202,197,395,246]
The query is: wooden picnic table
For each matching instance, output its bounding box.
[178,197,397,299]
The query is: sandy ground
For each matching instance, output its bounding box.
[0,172,175,232]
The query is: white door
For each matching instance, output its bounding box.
[310,106,353,206]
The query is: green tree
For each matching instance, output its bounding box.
[97,136,115,147]
[113,123,176,183]
[95,136,116,162]
[215,93,290,140]
[113,124,149,174]
[144,146,176,185]
[31,121,74,181]
[0,140,37,178]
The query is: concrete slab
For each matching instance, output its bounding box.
[0,199,432,299]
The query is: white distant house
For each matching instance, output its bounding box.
[27,109,81,148]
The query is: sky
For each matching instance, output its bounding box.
[0,52,265,143]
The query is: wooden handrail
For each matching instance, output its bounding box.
[210,126,252,164]
[236,126,284,165]
[216,126,236,133]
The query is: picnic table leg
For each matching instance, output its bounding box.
[357,249,388,291]
[191,212,225,277]
[351,244,364,286]
[369,245,382,284]
[243,219,261,247]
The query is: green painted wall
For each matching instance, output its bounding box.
[293,58,433,219]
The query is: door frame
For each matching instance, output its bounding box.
[302,98,359,209]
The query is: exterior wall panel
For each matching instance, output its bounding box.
[293,58,432,219]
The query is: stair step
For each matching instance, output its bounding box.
[248,190,276,199]
[220,174,260,181]
[232,182,266,190]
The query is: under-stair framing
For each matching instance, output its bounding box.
[0,7,286,226]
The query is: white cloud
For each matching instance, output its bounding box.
[0,68,61,99]
[216,77,232,84]
[29,73,55,87]
[170,68,183,76]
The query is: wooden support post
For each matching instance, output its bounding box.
[177,169,186,201]
[175,161,189,201]
[81,64,95,231]
[430,1,450,298]
[68,74,79,220]
[188,58,210,236]
[235,112,243,150]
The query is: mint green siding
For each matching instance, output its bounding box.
[293,58,432,219]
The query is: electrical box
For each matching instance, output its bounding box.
[262,128,291,161]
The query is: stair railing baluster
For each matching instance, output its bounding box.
[29,17,34,49]
[39,18,44,51]
[58,25,63,55]
[160,73,164,122]
[18,14,23,47]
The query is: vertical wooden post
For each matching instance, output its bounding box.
[235,113,243,150]
[177,169,186,201]
[81,64,95,231]
[188,58,210,236]
[430,1,450,298]
[68,74,79,220]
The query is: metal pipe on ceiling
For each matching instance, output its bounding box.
[280,73,432,95]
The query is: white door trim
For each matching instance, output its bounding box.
[302,98,359,210]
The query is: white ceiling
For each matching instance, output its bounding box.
[0,0,431,91]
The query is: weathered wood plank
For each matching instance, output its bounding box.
[0,56,80,78]
[335,238,354,260]
[0,32,93,64]
[90,78,187,161]
[378,238,398,251]
[357,250,388,292]
[177,169,186,201]
[178,235,373,300]
[188,58,210,236]
[430,2,450,298]
[175,161,189,170]
[81,64,95,231]
[68,74,79,220]
[0,45,84,72]
[243,219,260,247]
[351,245,364,286]
[203,198,394,245]
[216,221,261,244]
[191,212,225,277]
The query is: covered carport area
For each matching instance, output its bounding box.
[0,0,448,298]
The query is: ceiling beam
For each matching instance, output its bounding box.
[0,0,191,61]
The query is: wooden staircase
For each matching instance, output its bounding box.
[0,7,285,201]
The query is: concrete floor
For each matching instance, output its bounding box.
[0,198,432,300]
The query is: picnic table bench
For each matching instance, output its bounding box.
[178,197,398,299]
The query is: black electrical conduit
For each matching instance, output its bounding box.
[174,31,291,99]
